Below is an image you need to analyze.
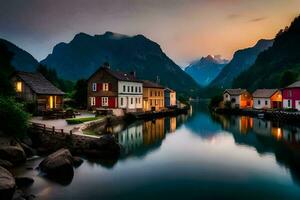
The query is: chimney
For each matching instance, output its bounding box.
[130,71,136,78]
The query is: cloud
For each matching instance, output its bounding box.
[227,14,241,19]
[248,17,267,22]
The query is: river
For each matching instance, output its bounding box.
[14,102,300,199]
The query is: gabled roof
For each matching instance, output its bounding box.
[286,81,300,88]
[252,89,279,98]
[88,66,142,83]
[14,71,65,95]
[142,80,164,89]
[224,89,247,96]
[164,87,175,92]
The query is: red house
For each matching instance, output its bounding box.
[282,81,300,111]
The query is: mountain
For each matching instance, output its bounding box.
[210,39,274,88]
[0,39,39,72]
[233,15,300,91]
[41,31,199,93]
[185,55,228,86]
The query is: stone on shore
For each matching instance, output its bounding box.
[85,135,121,158]
[72,157,83,168]
[39,149,74,181]
[15,177,34,188]
[0,159,13,169]
[0,166,16,200]
[0,146,26,165]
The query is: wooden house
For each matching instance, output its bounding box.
[223,89,252,109]
[164,88,176,108]
[282,81,300,110]
[12,71,65,112]
[252,89,282,109]
[142,80,165,111]
[87,63,143,112]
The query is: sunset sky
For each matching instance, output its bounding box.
[0,0,299,66]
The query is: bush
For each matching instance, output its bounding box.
[209,95,223,109]
[224,101,232,109]
[66,117,99,125]
[24,101,38,115]
[0,96,29,137]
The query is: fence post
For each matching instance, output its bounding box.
[43,124,46,133]
[69,130,73,136]
[61,129,64,134]
[52,126,55,134]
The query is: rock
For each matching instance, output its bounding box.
[0,146,26,165]
[0,166,16,200]
[86,135,120,158]
[15,177,34,188]
[19,143,36,158]
[72,157,83,168]
[39,149,74,182]
[12,189,35,200]
[0,159,13,169]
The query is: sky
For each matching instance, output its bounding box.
[0,0,299,67]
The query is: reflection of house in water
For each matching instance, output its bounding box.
[281,126,300,144]
[165,117,177,133]
[226,116,253,134]
[118,123,143,155]
[143,118,165,146]
[253,118,272,136]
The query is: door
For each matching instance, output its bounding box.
[108,97,116,108]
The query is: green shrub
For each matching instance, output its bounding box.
[224,101,232,109]
[66,117,99,125]
[0,96,29,137]
[209,95,223,109]
[24,101,38,115]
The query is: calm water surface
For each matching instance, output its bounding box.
[15,103,300,199]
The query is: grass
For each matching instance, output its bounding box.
[83,129,99,136]
[66,116,102,125]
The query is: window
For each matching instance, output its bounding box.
[131,86,134,92]
[128,86,130,92]
[92,83,97,91]
[265,100,268,105]
[120,97,123,106]
[139,87,141,93]
[288,90,292,98]
[288,100,291,107]
[155,91,157,96]
[102,97,108,106]
[103,83,109,91]
[136,98,138,104]
[90,97,96,106]
[258,100,261,105]
[150,91,153,96]
[123,85,126,92]
[135,87,137,93]
[16,81,22,92]
[225,94,228,98]
[131,98,133,104]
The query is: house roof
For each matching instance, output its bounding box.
[286,81,300,88]
[252,89,278,98]
[224,89,247,96]
[14,71,65,95]
[88,65,142,83]
[164,87,175,93]
[142,80,164,89]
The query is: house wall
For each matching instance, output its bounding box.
[165,91,176,107]
[118,81,143,111]
[12,76,36,102]
[253,98,271,109]
[87,69,118,110]
[282,88,300,110]
[143,87,165,111]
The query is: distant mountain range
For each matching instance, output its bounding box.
[233,15,300,91]
[0,39,39,72]
[40,31,199,93]
[185,55,228,86]
[210,39,274,88]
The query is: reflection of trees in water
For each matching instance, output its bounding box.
[213,112,300,185]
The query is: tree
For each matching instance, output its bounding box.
[280,70,297,88]
[0,42,15,96]
[73,79,87,109]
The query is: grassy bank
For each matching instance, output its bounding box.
[66,116,101,125]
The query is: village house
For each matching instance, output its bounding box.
[87,63,143,113]
[223,89,252,109]
[142,80,165,111]
[252,89,282,109]
[282,81,300,111]
[11,71,65,112]
[164,88,176,108]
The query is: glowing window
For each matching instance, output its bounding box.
[16,81,22,92]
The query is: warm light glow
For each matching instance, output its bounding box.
[49,96,54,109]
[16,81,22,92]
[276,128,282,140]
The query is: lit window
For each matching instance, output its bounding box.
[92,83,97,91]
[103,83,109,91]
[49,96,54,109]
[102,97,108,106]
[90,97,96,106]
[16,81,22,92]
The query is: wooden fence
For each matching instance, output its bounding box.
[29,122,73,136]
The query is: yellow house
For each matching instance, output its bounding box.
[142,80,165,111]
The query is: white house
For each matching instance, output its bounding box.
[223,89,252,108]
[118,80,143,112]
[252,89,282,109]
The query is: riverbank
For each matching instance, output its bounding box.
[214,107,300,125]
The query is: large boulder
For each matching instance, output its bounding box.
[0,159,13,169]
[39,149,74,182]
[0,166,16,200]
[0,146,26,165]
[85,135,121,158]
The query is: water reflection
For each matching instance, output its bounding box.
[212,112,300,185]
